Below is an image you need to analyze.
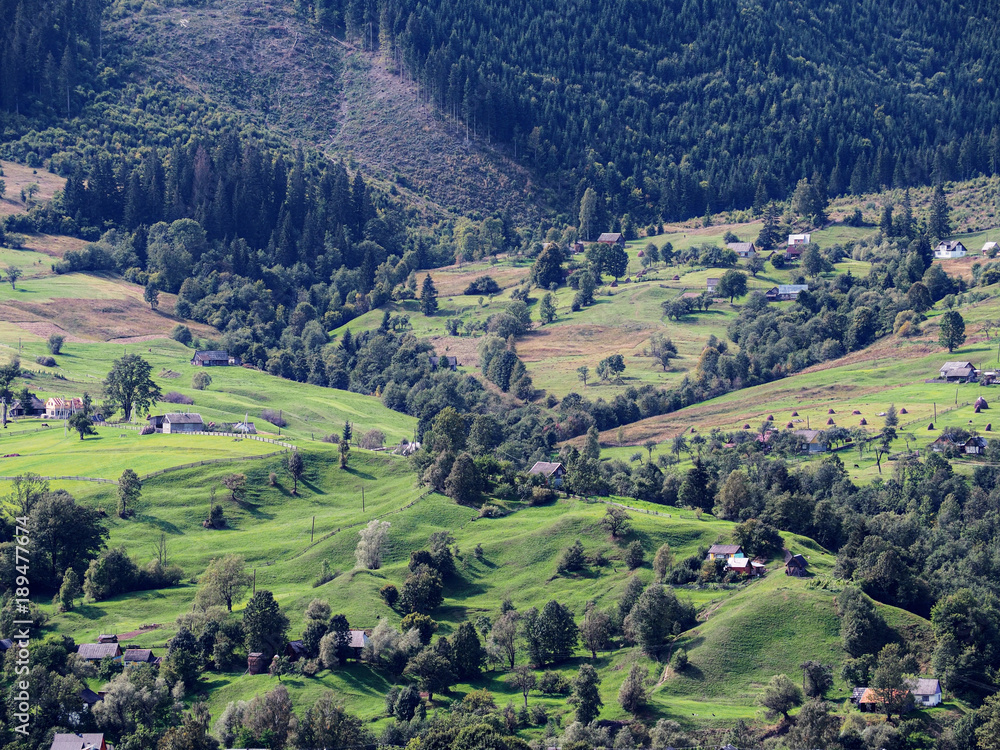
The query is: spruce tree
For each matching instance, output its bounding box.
[420,274,438,315]
[929,183,952,239]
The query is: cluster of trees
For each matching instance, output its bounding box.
[303,0,1000,224]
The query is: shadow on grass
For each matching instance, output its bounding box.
[134,513,183,535]
[343,467,376,480]
[72,604,106,620]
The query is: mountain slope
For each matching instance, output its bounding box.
[115,0,539,223]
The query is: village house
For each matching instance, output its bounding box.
[45,397,84,419]
[939,361,978,382]
[528,461,566,487]
[934,240,968,259]
[49,733,110,750]
[857,687,914,713]
[147,413,204,433]
[983,241,998,255]
[784,550,808,577]
[706,278,720,294]
[77,643,122,662]
[930,434,959,453]
[706,544,744,562]
[191,350,240,367]
[525,459,566,485]
[726,557,766,577]
[727,241,756,258]
[765,284,809,302]
[964,436,988,455]
[571,240,586,254]
[122,648,159,668]
[233,419,257,434]
[906,678,943,707]
[793,429,826,453]
[597,232,626,248]
[247,652,268,675]
[429,355,459,371]
[10,393,44,417]
[785,233,811,259]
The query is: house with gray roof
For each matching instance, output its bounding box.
[49,734,109,750]
[906,677,942,707]
[707,544,744,561]
[77,643,122,661]
[528,461,566,487]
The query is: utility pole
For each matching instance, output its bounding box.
[252,568,256,595]
[362,485,365,512]
[311,516,315,543]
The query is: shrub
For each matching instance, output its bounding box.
[301,658,321,676]
[191,371,212,390]
[464,276,502,295]
[538,671,571,694]
[47,334,64,354]
[358,429,386,450]
[162,391,194,405]
[268,472,277,486]
[171,324,193,345]
[479,504,503,518]
[529,487,557,506]
[380,584,399,607]
[139,425,155,435]
[671,648,689,672]
[35,356,56,367]
[624,541,645,570]
[261,408,286,427]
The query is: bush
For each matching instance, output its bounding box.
[624,541,645,570]
[671,648,689,672]
[162,391,194,405]
[261,408,286,427]
[538,671,571,694]
[529,487,557,506]
[479,504,503,518]
[358,429,386,450]
[139,425,155,435]
[47,334,64,354]
[35,356,56,367]
[191,371,212,390]
[380,584,399,607]
[171,324,193,345]
[464,276,502,295]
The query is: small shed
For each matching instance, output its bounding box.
[162,413,204,433]
[247,652,268,675]
[285,640,308,662]
[123,648,158,668]
[784,550,808,577]
[191,350,232,367]
[597,232,626,248]
[97,634,118,644]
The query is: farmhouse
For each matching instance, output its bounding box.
[528,461,566,487]
[726,557,766,577]
[727,241,756,257]
[706,277,720,294]
[707,544,744,561]
[764,284,809,302]
[429,355,459,370]
[964,436,988,455]
[934,240,968,259]
[905,678,942,707]
[148,413,204,433]
[983,241,998,254]
[123,648,159,668]
[45,397,84,419]
[939,361,977,381]
[10,393,44,417]
[77,643,122,661]
[793,429,826,453]
[191,350,240,366]
[786,234,811,259]
[49,734,110,750]
[930,435,958,452]
[857,687,913,713]
[597,232,626,248]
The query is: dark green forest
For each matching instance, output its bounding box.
[301,0,1000,225]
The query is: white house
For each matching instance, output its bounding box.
[906,677,942,707]
[788,233,811,246]
[934,240,968,259]
[727,242,756,258]
[983,241,998,255]
[45,397,84,419]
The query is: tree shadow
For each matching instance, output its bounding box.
[133,514,183,535]
[72,604,106,621]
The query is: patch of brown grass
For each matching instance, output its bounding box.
[517,324,652,362]
[431,264,529,298]
[0,161,66,218]
[21,233,89,259]
[3,296,217,342]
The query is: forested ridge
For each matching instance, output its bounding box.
[303,0,1000,224]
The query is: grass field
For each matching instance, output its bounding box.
[0,336,416,444]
